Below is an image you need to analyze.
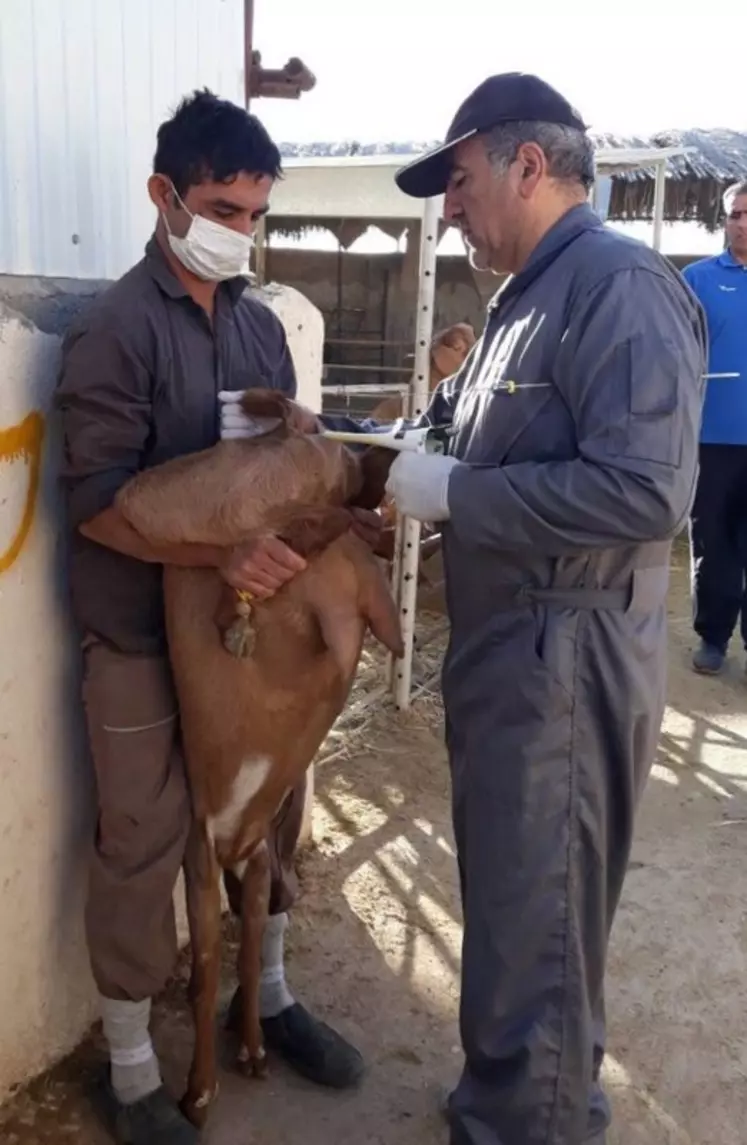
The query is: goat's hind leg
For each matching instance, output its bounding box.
[180,823,222,1128]
[236,840,271,1078]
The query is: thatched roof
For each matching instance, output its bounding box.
[275,129,747,234]
[599,129,747,230]
[265,215,457,248]
[267,216,408,246]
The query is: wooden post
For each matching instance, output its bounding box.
[253,215,267,285]
[244,0,255,109]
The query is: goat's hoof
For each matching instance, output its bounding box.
[179,1084,218,1128]
[223,618,256,659]
[237,1043,268,1079]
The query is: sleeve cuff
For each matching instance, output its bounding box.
[65,467,137,529]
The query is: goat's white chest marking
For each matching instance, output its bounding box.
[208,756,272,844]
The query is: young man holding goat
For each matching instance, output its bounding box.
[56,90,372,1145]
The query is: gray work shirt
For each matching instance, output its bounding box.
[424,203,707,668]
[55,236,296,655]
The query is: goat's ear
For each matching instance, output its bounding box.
[351,446,395,510]
[356,551,404,657]
[239,388,293,424]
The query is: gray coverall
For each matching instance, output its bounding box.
[426,204,706,1145]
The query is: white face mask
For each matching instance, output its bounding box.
[163,185,255,281]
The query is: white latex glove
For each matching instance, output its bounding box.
[218,390,276,440]
[218,389,322,439]
[385,452,461,523]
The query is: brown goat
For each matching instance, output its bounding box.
[115,391,403,1128]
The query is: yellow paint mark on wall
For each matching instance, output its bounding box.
[0,412,45,573]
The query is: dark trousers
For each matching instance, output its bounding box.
[690,443,747,652]
[443,592,667,1145]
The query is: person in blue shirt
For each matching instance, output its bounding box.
[682,180,747,675]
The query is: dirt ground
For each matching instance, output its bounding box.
[1,540,746,1145]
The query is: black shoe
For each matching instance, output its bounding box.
[91,1072,199,1144]
[227,989,364,1089]
[692,641,726,675]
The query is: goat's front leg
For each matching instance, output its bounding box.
[236,840,271,1078]
[180,823,222,1128]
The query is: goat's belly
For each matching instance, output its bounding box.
[161,564,365,826]
[206,755,288,867]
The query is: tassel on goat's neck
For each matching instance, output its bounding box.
[223,589,256,659]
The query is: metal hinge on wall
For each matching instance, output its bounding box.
[249,52,316,100]
[244,1,316,106]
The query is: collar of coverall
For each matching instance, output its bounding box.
[486,202,602,312]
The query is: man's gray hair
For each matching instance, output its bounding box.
[483,121,596,191]
[723,179,747,213]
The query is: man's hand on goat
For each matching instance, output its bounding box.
[220,535,307,598]
[218,390,322,439]
[385,453,461,523]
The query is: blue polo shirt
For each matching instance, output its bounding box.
[682,250,747,445]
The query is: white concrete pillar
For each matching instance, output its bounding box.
[0,303,98,1100]
[255,281,324,413]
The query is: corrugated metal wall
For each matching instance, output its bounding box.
[0,0,245,279]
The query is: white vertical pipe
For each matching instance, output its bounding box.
[392,196,439,710]
[652,159,666,252]
[386,511,405,692]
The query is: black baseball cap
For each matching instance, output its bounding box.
[395,72,587,199]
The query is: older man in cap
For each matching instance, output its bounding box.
[382,73,706,1144]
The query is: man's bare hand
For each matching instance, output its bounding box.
[220,535,307,598]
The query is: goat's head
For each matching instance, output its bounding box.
[235,388,364,505]
[237,389,401,518]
